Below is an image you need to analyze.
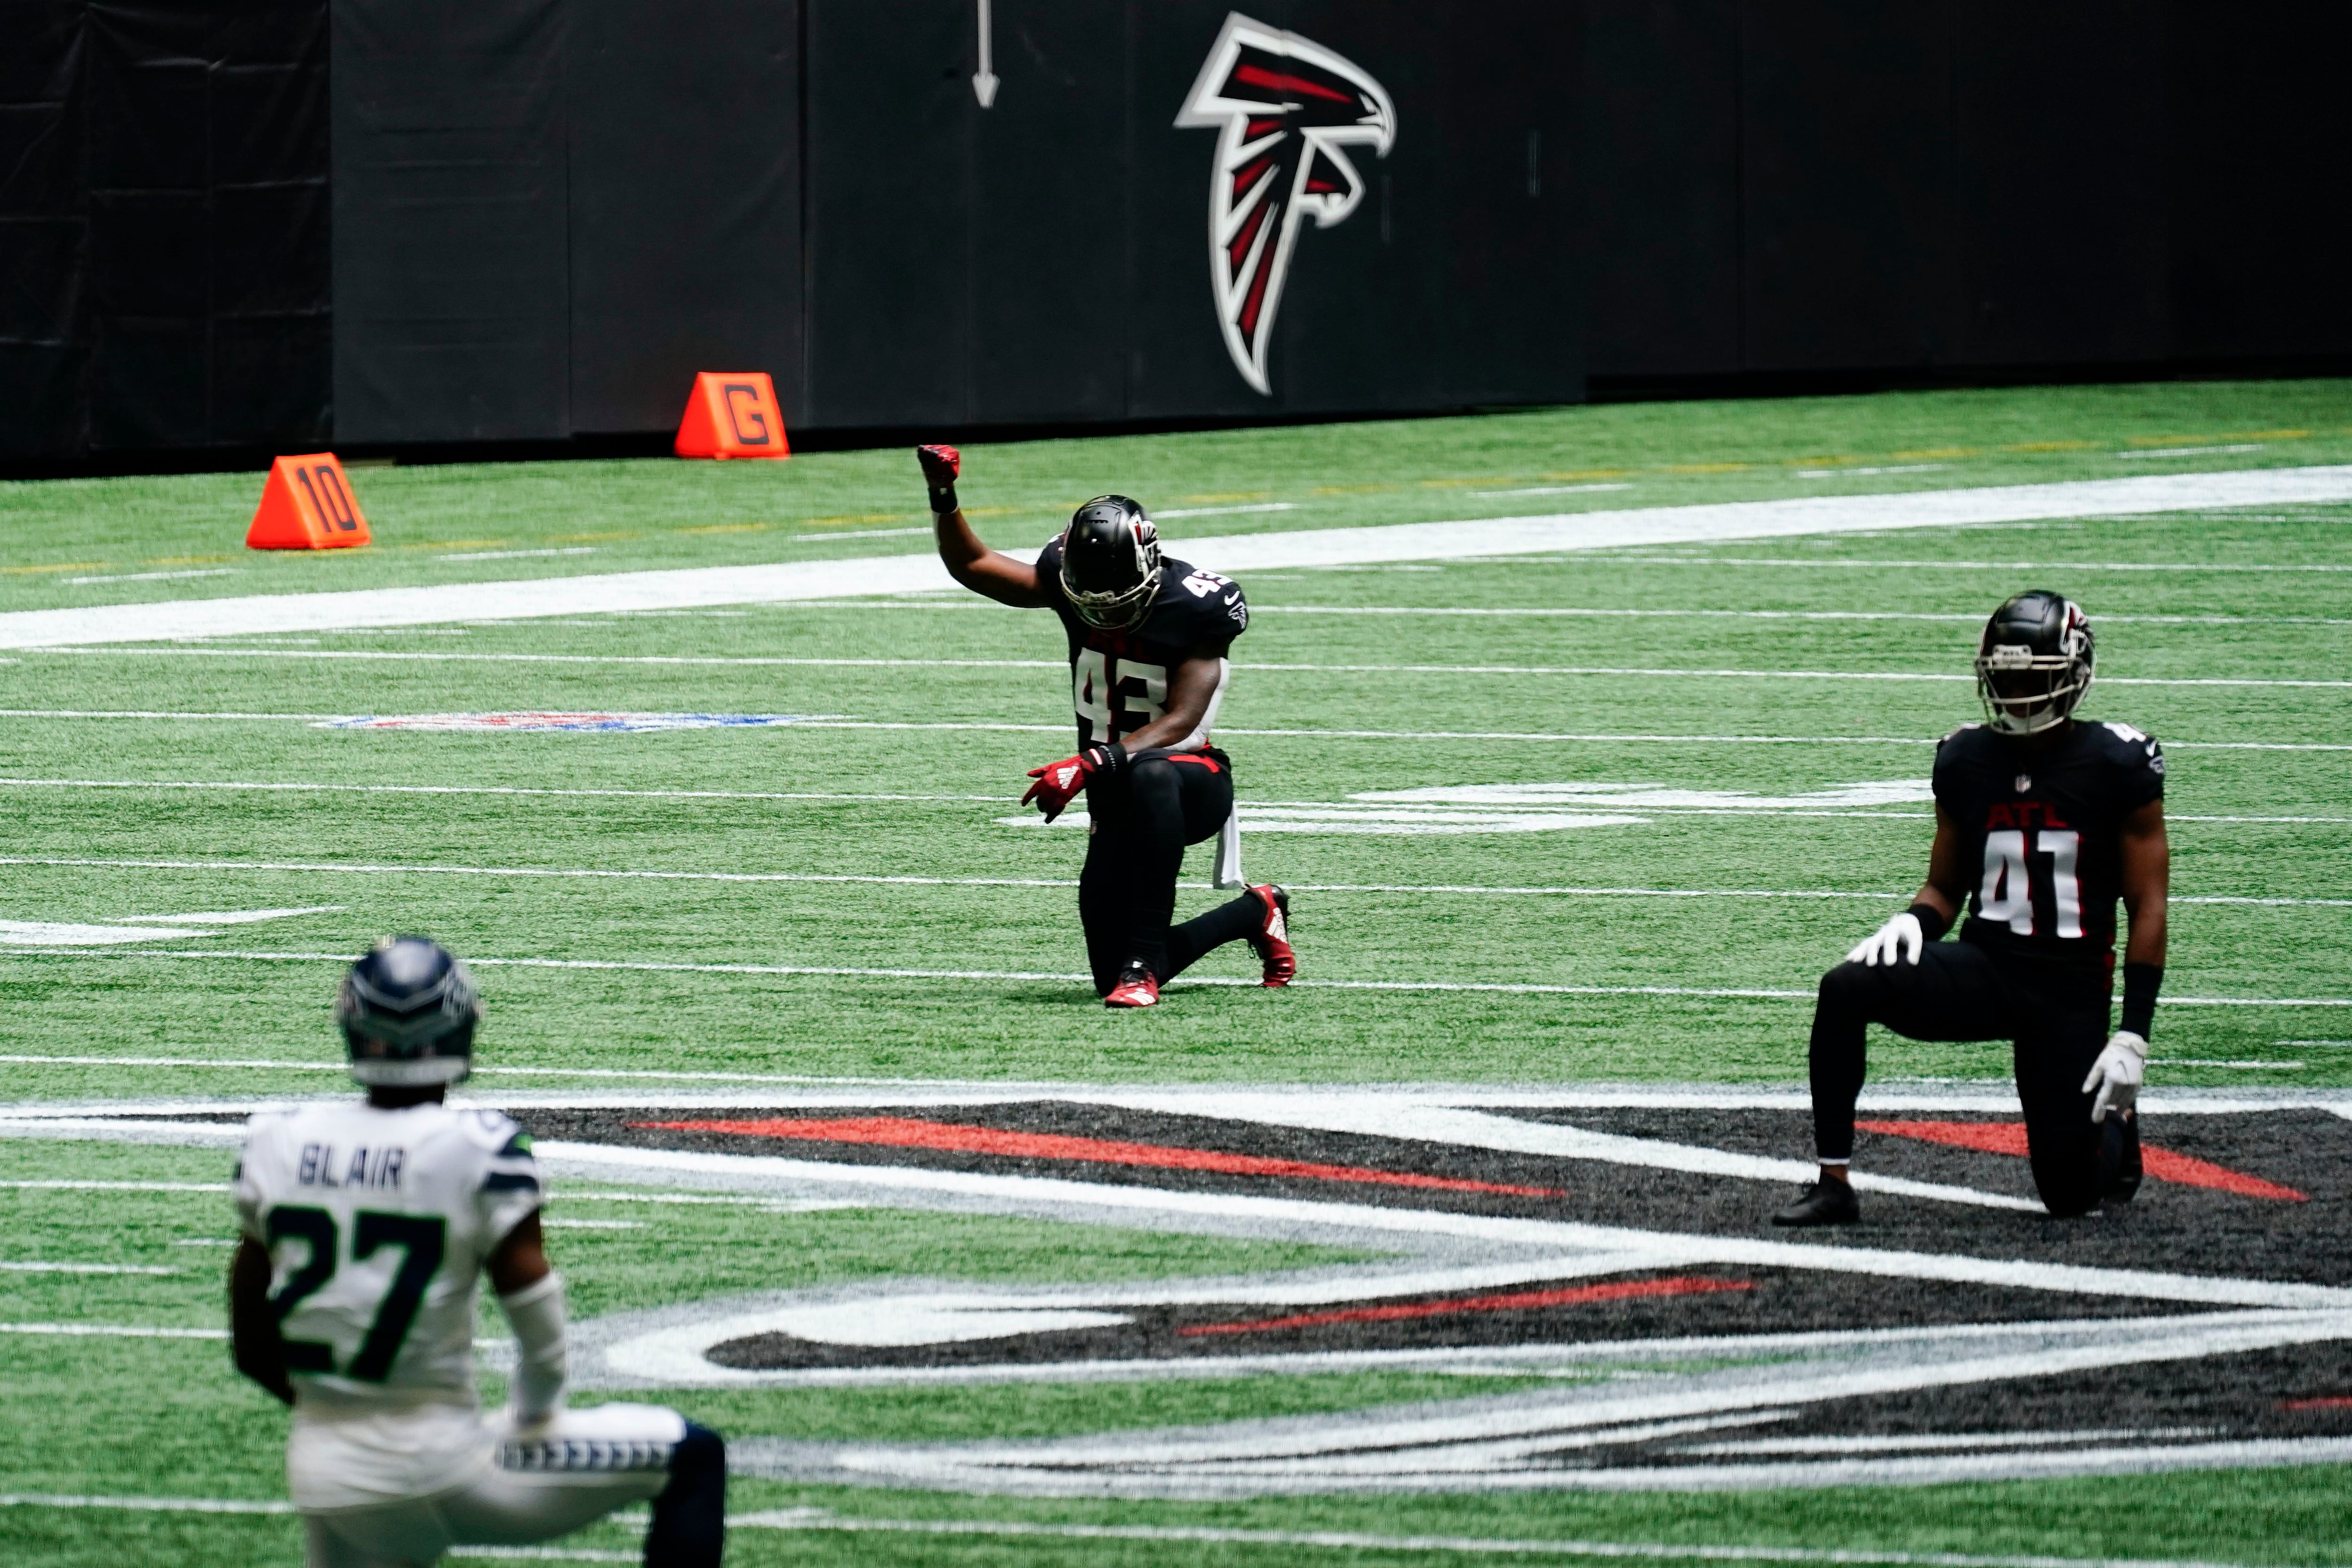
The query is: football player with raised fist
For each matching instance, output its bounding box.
[230,937,726,1567]
[917,444,1294,1007]
[1773,591,2170,1226]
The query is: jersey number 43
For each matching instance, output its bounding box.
[1073,647,1167,739]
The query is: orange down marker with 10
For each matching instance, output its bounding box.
[246,454,372,549]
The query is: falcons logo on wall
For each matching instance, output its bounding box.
[1176,13,1396,396]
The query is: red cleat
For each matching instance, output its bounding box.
[1248,884,1295,987]
[1104,963,1160,1008]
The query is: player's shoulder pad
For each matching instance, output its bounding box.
[238,1105,300,1152]
[1164,559,1249,637]
[1933,721,1985,761]
[2092,718,2166,774]
[453,1107,527,1155]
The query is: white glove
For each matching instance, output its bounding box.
[2082,1030,2147,1123]
[1847,910,1925,967]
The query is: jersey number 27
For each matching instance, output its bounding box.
[1979,828,2084,939]
[266,1206,446,1380]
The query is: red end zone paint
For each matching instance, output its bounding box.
[636,1116,1565,1198]
[1858,1120,2306,1202]
[1179,1275,1752,1337]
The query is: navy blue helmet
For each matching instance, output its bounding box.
[336,936,481,1087]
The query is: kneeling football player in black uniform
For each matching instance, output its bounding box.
[916,444,1295,1008]
[1774,590,2170,1226]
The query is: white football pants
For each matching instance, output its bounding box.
[301,1402,682,1568]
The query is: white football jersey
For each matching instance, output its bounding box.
[235,1100,543,1405]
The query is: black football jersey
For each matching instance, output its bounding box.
[1933,718,2166,968]
[1033,539,1249,749]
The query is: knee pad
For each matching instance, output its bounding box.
[644,1422,725,1568]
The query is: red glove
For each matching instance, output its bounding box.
[915,445,961,514]
[1022,743,1124,822]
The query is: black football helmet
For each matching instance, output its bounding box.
[1974,589,2094,736]
[336,936,481,1087]
[1058,495,1162,630]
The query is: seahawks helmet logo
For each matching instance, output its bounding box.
[1176,13,1396,396]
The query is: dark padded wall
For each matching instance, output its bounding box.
[2,0,328,460]
[1580,0,1739,377]
[333,0,569,442]
[802,0,967,430]
[567,0,801,433]
[2165,0,2352,359]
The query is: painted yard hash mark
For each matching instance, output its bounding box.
[1178,1276,1753,1337]
[633,1115,1566,1198]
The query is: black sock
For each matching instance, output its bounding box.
[643,1422,725,1568]
[1162,892,1265,981]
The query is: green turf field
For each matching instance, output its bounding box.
[3,379,2349,1565]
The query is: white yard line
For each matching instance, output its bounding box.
[0,1493,2264,1568]
[27,646,2350,690]
[0,1260,178,1274]
[0,777,2339,828]
[3,711,2343,749]
[0,1322,225,1338]
[1605,556,2352,575]
[1,945,2342,1007]
[0,854,2338,906]
[7,467,2352,648]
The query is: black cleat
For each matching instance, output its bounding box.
[1772,1178,1860,1227]
[2100,1114,2143,1205]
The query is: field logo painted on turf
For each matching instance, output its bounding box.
[1176,14,1395,396]
[315,713,842,733]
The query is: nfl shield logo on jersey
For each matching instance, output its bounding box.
[2014,774,2032,792]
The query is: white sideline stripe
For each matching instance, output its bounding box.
[28,645,2351,690]
[5,712,2344,750]
[0,1322,225,1338]
[0,777,2340,828]
[0,1494,2265,1568]
[3,945,2343,1006]
[6,466,2352,648]
[1,853,2339,907]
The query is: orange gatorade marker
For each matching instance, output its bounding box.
[247,454,372,549]
[674,372,790,459]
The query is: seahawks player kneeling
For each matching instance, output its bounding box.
[917,443,1295,1007]
[1774,591,2169,1226]
[230,937,724,1567]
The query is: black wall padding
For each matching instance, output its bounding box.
[2,0,328,459]
[2164,0,2352,359]
[333,0,570,442]
[1580,0,1740,378]
[565,0,801,433]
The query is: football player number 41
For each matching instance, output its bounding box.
[1980,828,2083,939]
[265,1207,446,1379]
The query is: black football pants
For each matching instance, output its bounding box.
[1810,939,2121,1218]
[1078,748,1263,994]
